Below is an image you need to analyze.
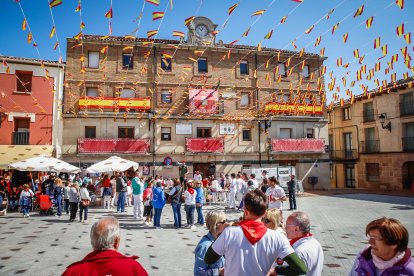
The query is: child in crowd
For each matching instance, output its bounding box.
[143,181,153,224]
[20,184,34,218]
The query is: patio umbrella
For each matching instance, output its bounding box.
[85,156,139,173]
[8,155,81,173]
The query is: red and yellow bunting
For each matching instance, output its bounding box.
[365,16,374,29]
[251,10,265,17]
[353,5,364,18]
[228,3,239,15]
[49,26,56,38]
[49,0,63,8]
[343,32,348,43]
[145,0,160,6]
[152,12,165,21]
[172,31,185,38]
[264,30,273,40]
[22,18,27,31]
[305,25,314,34]
[147,30,158,38]
[185,16,195,26]
[396,23,404,36]
[374,37,381,49]
[396,0,404,9]
[105,8,113,18]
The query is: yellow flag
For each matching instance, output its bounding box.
[49,26,56,38]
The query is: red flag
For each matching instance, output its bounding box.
[228,3,239,15]
[105,8,113,18]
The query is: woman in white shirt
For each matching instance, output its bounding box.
[79,183,91,223]
[183,181,197,229]
[210,177,219,204]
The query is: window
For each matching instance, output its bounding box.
[88,52,99,68]
[85,126,96,138]
[198,58,208,73]
[86,87,98,97]
[343,107,351,120]
[119,88,135,98]
[344,132,352,157]
[197,127,211,138]
[328,112,333,124]
[161,127,171,141]
[400,92,414,116]
[282,94,290,103]
[13,118,30,145]
[122,53,133,70]
[345,164,356,188]
[240,60,249,75]
[366,163,380,182]
[240,92,250,107]
[301,64,310,78]
[328,134,333,151]
[161,91,172,104]
[306,128,314,138]
[118,127,134,138]
[403,122,414,151]
[278,63,287,77]
[363,102,374,122]
[242,129,252,141]
[16,71,33,92]
[161,57,172,71]
[279,128,292,139]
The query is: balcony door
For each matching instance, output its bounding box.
[365,127,376,152]
[197,127,211,138]
[343,132,352,158]
[13,118,30,145]
[345,164,356,188]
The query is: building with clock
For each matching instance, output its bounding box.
[62,16,330,190]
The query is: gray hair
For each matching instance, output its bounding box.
[289,211,311,233]
[90,217,121,250]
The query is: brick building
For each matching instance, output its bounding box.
[328,77,414,190]
[0,56,64,170]
[62,17,330,189]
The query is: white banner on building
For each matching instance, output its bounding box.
[176,123,192,135]
[220,123,235,135]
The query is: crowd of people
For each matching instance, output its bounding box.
[1,170,413,275]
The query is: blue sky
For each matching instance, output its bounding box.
[0,0,413,103]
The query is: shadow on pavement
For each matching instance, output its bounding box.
[318,193,414,206]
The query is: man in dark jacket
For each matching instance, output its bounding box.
[62,216,148,276]
[116,172,127,213]
[288,175,297,210]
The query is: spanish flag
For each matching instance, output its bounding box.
[404,33,411,44]
[49,0,63,8]
[251,10,265,17]
[286,57,292,67]
[75,3,81,12]
[320,47,325,57]
[265,59,270,69]
[264,30,273,39]
[280,16,287,24]
[172,31,185,38]
[105,8,113,18]
[375,62,381,72]
[391,73,396,82]
[403,72,409,79]
[292,0,304,2]
[299,60,305,71]
[145,0,160,6]
[353,5,364,18]
[343,32,348,43]
[356,70,362,81]
[374,37,380,49]
[80,22,85,30]
[299,48,304,58]
[49,26,56,38]
[332,23,339,35]
[396,23,404,36]
[382,44,388,56]
[314,36,321,47]
[228,3,239,15]
[396,0,404,9]
[74,31,83,40]
[152,12,165,21]
[353,49,360,59]
[242,28,250,37]
[391,54,398,63]
[53,41,59,50]
[100,46,108,54]
[194,50,204,56]
[337,57,342,67]
[27,32,32,44]
[365,16,374,29]
[305,25,314,34]
[147,30,158,38]
[185,16,195,26]
[320,65,326,75]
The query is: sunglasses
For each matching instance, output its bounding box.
[217,220,228,225]
[262,218,271,224]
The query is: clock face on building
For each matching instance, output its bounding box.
[195,24,209,37]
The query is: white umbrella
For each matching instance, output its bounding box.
[85,156,138,173]
[8,155,81,173]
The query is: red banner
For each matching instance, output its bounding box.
[78,138,150,153]
[186,138,224,153]
[271,139,325,153]
[189,88,219,114]
[78,97,151,110]
[265,103,323,115]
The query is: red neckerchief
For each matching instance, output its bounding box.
[187,188,195,195]
[290,233,312,246]
[239,220,268,245]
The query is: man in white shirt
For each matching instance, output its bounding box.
[204,190,308,275]
[250,173,259,189]
[283,211,324,276]
[266,176,287,211]
[236,174,246,203]
[262,170,269,181]
[193,171,202,182]
[227,173,237,209]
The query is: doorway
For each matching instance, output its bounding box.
[345,164,356,188]
[402,162,414,189]
[193,163,216,179]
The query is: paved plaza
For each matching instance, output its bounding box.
[0,193,413,275]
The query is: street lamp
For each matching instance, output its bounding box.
[379,113,391,132]
[148,110,154,131]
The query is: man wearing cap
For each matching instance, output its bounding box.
[287,175,297,210]
[178,161,188,185]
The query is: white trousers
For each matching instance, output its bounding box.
[133,194,143,219]
[103,196,111,209]
[228,191,237,208]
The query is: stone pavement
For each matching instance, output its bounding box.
[0,193,413,275]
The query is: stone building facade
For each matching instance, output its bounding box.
[62,17,330,189]
[328,77,414,190]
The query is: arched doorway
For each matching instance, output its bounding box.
[402,162,414,190]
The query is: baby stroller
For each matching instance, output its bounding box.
[39,194,54,215]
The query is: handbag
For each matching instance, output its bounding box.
[196,202,202,207]
[81,199,90,207]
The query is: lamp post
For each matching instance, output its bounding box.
[148,111,153,131]
[379,113,391,132]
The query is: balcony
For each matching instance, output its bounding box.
[188,88,220,115]
[12,132,29,145]
[360,140,380,153]
[329,149,358,160]
[363,110,375,122]
[78,97,151,112]
[403,137,414,152]
[265,103,323,115]
[400,100,414,117]
[78,138,150,154]
[185,138,224,153]
[271,138,325,153]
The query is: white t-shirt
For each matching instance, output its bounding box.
[212,226,294,276]
[211,180,219,191]
[237,178,246,193]
[229,178,238,193]
[293,236,324,276]
[184,189,197,205]
[266,186,286,210]
[193,174,202,181]
[251,178,259,189]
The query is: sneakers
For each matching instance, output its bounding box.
[190,225,197,230]
[83,220,88,223]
